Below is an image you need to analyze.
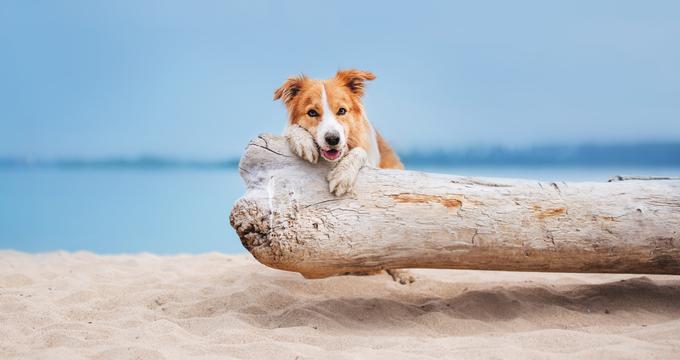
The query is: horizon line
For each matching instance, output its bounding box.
[1,141,680,170]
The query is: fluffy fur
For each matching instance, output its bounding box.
[275,70,403,194]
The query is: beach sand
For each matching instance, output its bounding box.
[1,251,679,359]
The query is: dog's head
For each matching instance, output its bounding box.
[274,70,375,162]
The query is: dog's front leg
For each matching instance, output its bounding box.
[327,147,367,196]
[284,124,319,163]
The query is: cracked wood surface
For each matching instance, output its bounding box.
[230,134,680,278]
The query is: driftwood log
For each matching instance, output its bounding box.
[230,134,680,278]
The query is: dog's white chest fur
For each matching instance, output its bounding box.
[366,122,381,167]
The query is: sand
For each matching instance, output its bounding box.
[1,251,679,359]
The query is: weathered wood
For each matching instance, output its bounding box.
[230,134,680,278]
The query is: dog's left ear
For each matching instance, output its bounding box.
[336,70,376,97]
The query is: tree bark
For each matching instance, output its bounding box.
[230,134,680,278]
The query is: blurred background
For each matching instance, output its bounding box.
[1,1,679,254]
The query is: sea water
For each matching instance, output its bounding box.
[2,166,679,254]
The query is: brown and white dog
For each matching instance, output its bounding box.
[274,69,403,194]
[274,69,414,284]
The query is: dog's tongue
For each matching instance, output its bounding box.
[322,149,341,160]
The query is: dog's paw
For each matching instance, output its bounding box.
[327,163,358,196]
[386,269,415,285]
[285,125,318,163]
[326,147,367,196]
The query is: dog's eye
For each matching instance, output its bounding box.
[337,107,347,116]
[307,109,319,117]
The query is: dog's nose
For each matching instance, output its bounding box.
[325,132,340,146]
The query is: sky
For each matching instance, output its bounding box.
[1,0,679,159]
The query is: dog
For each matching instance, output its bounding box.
[274,69,414,284]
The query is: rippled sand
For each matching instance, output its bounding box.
[1,251,679,359]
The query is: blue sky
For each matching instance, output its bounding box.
[1,1,679,158]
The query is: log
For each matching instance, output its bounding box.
[230,134,680,278]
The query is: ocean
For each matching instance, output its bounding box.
[2,165,679,254]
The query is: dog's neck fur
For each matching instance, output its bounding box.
[365,120,380,167]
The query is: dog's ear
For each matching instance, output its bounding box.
[273,76,305,104]
[336,69,376,97]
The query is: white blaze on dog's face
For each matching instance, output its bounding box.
[315,86,345,161]
[274,70,376,162]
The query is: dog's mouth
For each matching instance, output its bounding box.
[320,148,342,161]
